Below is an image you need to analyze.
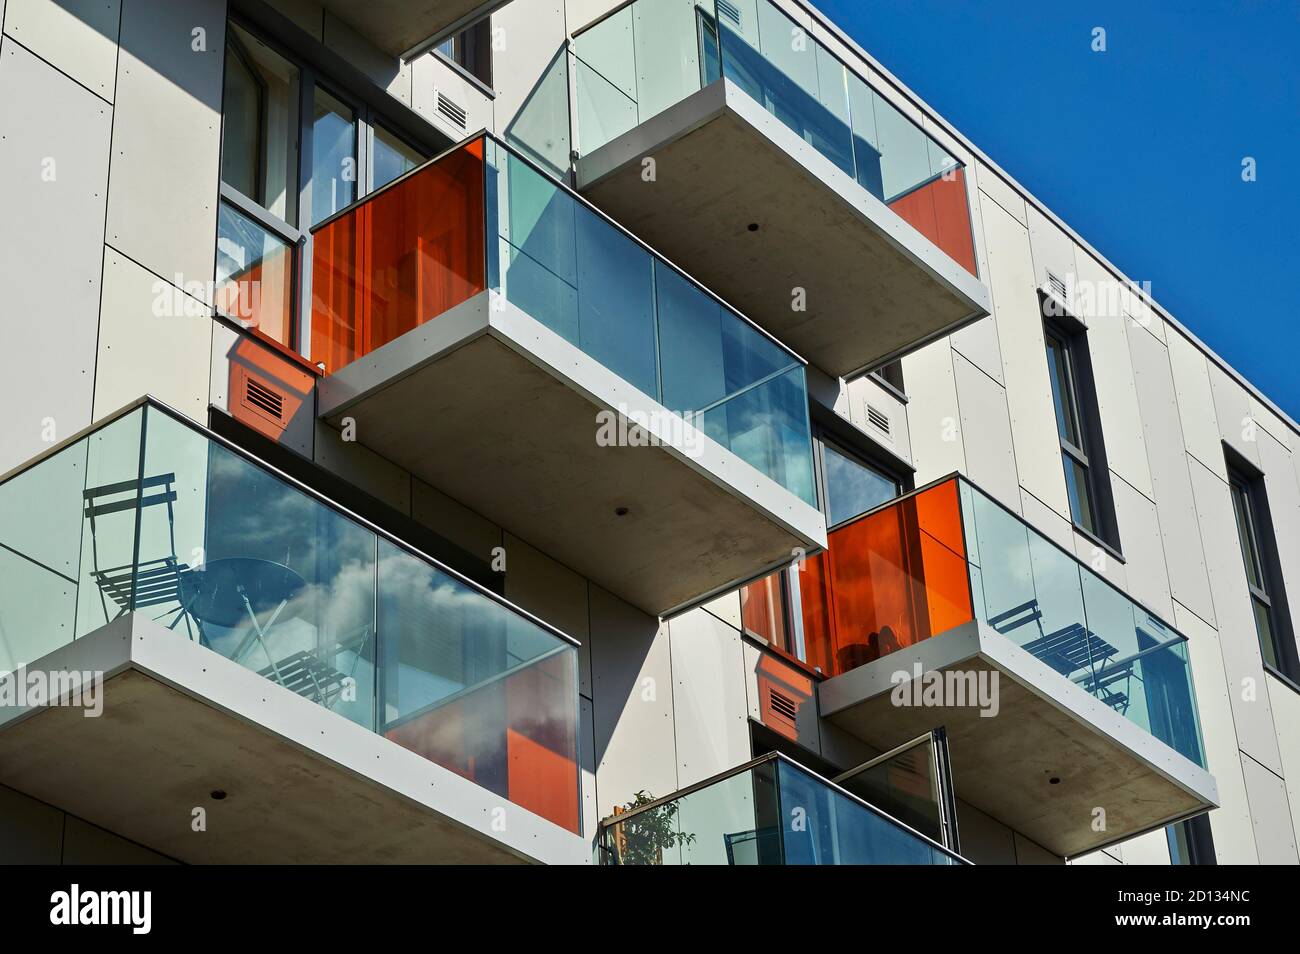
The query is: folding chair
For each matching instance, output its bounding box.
[83,473,195,640]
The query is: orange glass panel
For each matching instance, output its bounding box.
[311,138,486,373]
[809,478,973,675]
[797,553,835,676]
[505,649,581,834]
[383,648,580,834]
[888,168,977,277]
[741,573,785,646]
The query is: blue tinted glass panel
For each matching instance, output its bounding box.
[575,206,658,399]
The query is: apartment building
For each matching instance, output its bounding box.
[0,0,1295,867]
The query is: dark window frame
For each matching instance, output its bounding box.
[1042,312,1121,551]
[1166,814,1216,865]
[1226,451,1299,684]
[812,429,907,532]
[217,14,437,362]
[434,15,494,90]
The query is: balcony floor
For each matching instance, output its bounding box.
[0,615,588,865]
[577,80,991,378]
[317,292,826,617]
[818,621,1219,858]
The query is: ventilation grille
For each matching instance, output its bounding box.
[437,90,467,129]
[1047,270,1068,300]
[866,403,891,436]
[769,687,798,722]
[245,377,284,421]
[717,0,742,26]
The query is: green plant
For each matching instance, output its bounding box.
[614,790,696,865]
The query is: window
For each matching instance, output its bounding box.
[821,441,900,527]
[1227,459,1297,680]
[1043,321,1118,547]
[221,24,300,221]
[217,19,431,355]
[434,16,492,87]
[870,360,905,396]
[310,87,357,225]
[372,123,424,189]
[1166,815,1215,865]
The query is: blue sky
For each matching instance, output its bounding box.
[818,0,1300,419]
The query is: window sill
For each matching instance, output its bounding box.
[432,50,496,99]
[1264,663,1300,697]
[214,312,324,377]
[1072,522,1126,566]
[740,631,826,681]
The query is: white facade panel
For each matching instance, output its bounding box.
[1109,475,1173,622]
[93,248,212,421]
[2,0,121,100]
[1127,323,1216,625]
[1208,361,1262,469]
[0,39,109,473]
[1074,252,1154,500]
[1025,204,1078,295]
[974,162,1026,225]
[900,341,964,486]
[1187,457,1284,775]
[1172,603,1259,864]
[1166,328,1228,480]
[950,316,1004,388]
[411,51,492,142]
[1266,676,1300,852]
[953,351,1019,511]
[589,586,678,817]
[667,608,751,788]
[981,193,1070,519]
[1240,753,1299,865]
[105,0,224,295]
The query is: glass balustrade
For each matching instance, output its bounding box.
[571,0,977,275]
[742,476,1206,766]
[0,399,582,833]
[599,752,963,865]
[310,134,816,506]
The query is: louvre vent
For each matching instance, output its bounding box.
[717,0,742,26]
[867,403,891,436]
[436,91,467,129]
[245,378,284,421]
[769,687,798,721]
[1047,270,1068,300]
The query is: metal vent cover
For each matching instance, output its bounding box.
[866,403,891,435]
[244,377,284,421]
[717,0,742,26]
[1047,270,1068,300]
[436,90,467,128]
[769,687,798,721]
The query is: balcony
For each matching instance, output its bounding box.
[316,0,500,57]
[779,477,1217,857]
[571,0,991,378]
[311,135,826,617]
[0,399,585,864]
[598,752,965,864]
